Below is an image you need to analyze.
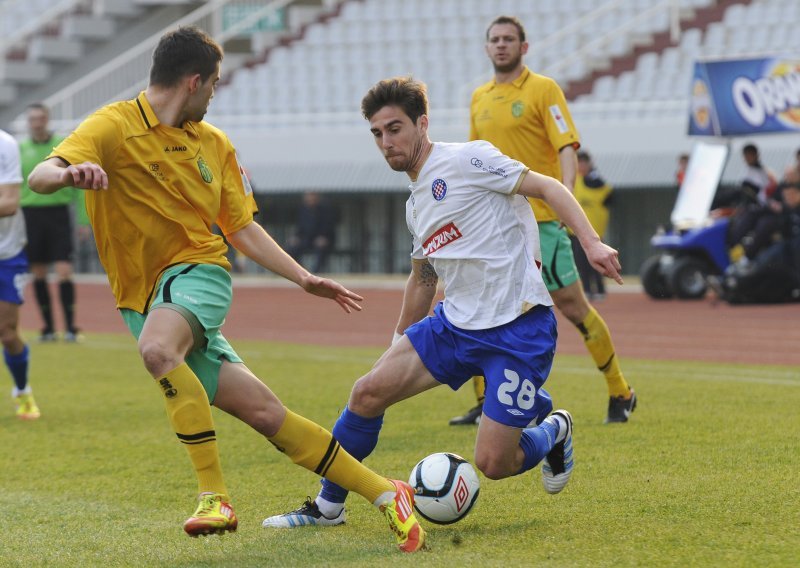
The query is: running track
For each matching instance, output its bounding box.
[20,277,800,367]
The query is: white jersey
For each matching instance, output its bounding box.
[0,130,26,260]
[406,141,553,330]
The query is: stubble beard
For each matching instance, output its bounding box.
[493,52,523,74]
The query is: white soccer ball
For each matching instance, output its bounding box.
[408,452,480,524]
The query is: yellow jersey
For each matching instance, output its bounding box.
[470,67,580,222]
[49,92,257,312]
[574,170,613,237]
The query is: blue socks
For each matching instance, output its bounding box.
[318,407,384,504]
[4,344,29,392]
[517,419,560,475]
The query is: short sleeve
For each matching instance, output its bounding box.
[48,109,121,167]
[541,80,580,152]
[0,133,22,185]
[458,140,528,195]
[216,143,257,235]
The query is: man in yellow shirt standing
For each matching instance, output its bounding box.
[452,15,635,425]
[572,150,614,300]
[27,26,424,553]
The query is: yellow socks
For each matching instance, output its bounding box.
[268,409,394,503]
[158,363,228,497]
[472,376,486,404]
[576,306,631,398]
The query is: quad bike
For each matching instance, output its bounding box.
[639,141,732,300]
[640,215,732,299]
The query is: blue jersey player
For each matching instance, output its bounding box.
[0,129,39,420]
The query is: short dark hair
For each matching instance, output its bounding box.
[26,102,49,114]
[149,26,223,87]
[361,76,428,123]
[743,143,758,155]
[577,150,591,162]
[486,15,526,42]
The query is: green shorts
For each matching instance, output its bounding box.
[120,263,242,402]
[538,221,579,292]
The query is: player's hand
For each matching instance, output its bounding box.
[300,274,364,313]
[585,241,623,285]
[61,161,108,191]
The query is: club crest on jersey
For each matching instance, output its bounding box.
[423,222,462,255]
[512,100,524,117]
[431,178,448,201]
[197,157,213,183]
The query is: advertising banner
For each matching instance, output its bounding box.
[688,56,800,136]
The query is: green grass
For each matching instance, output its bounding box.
[1,332,798,567]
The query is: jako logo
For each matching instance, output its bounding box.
[159,377,178,398]
[423,222,462,255]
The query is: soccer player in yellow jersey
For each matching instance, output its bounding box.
[454,15,636,425]
[27,26,424,553]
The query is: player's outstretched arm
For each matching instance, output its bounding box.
[226,221,363,313]
[28,157,108,194]
[518,170,623,284]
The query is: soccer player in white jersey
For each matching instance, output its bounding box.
[0,129,39,420]
[263,77,622,528]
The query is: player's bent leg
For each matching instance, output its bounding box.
[262,340,437,546]
[313,340,441,505]
[474,414,526,479]
[136,307,232,533]
[474,408,573,493]
[216,361,426,551]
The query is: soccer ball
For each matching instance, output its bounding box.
[408,452,480,525]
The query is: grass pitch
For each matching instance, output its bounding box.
[1,332,798,567]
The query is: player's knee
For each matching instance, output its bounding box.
[556,294,588,324]
[246,406,282,438]
[475,453,512,480]
[139,340,183,377]
[348,375,390,417]
[0,325,21,349]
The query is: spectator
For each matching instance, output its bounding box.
[19,103,87,342]
[717,181,800,304]
[783,148,800,184]
[676,152,689,187]
[570,150,613,300]
[286,191,338,273]
[727,143,781,264]
[740,143,778,205]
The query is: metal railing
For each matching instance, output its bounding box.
[42,0,295,122]
[543,0,681,81]
[0,0,87,55]
[35,0,694,133]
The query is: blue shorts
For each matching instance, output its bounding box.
[0,250,29,305]
[405,302,557,428]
